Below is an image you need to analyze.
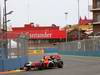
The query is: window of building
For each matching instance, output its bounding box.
[96,0,100,8]
[96,14,100,22]
[0,41,3,48]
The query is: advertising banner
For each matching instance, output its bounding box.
[27,49,44,55]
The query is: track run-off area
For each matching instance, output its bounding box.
[1,55,100,75]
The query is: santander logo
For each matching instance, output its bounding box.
[30,32,52,38]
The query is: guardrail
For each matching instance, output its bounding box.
[0,56,28,72]
[57,38,100,56]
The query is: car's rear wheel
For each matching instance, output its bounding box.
[57,61,63,68]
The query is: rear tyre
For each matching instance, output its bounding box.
[57,61,63,68]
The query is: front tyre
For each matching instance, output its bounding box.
[23,67,30,71]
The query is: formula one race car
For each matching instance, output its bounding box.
[20,54,63,71]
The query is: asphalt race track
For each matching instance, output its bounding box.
[3,55,100,75]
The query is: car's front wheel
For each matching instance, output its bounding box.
[23,66,29,71]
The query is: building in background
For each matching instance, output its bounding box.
[8,23,66,48]
[91,0,100,35]
[63,16,93,41]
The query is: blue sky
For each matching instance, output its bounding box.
[1,0,92,28]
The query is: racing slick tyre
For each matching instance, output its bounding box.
[23,66,30,71]
[57,61,63,68]
[30,66,35,71]
[48,62,54,69]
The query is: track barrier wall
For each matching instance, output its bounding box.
[58,50,100,56]
[0,56,28,71]
[0,33,28,72]
[57,38,100,57]
[44,48,57,53]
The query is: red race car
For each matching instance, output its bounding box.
[20,54,63,71]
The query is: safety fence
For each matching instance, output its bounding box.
[44,48,57,53]
[0,56,28,72]
[0,33,29,71]
[57,37,100,56]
